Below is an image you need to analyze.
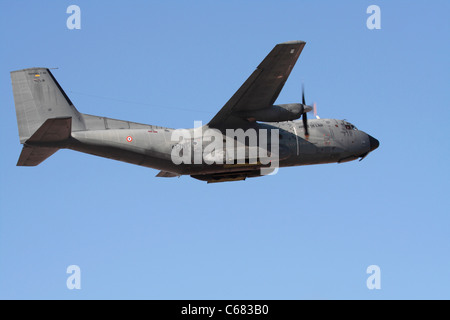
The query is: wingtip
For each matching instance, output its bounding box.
[279,40,306,45]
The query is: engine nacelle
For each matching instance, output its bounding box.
[238,103,311,122]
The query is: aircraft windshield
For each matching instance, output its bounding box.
[344,123,358,130]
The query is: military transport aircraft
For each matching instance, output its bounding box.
[11,40,379,183]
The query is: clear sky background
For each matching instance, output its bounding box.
[0,1,449,299]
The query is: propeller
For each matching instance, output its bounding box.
[301,85,319,139]
[302,84,309,138]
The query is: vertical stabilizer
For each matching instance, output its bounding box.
[10,68,85,143]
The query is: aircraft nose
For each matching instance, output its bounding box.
[368,135,380,152]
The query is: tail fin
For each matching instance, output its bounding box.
[10,68,85,143]
[16,117,72,166]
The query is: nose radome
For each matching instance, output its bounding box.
[368,135,380,152]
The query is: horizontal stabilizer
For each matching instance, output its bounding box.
[27,117,72,143]
[16,117,72,166]
[17,145,59,166]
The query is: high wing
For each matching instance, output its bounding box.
[208,41,306,129]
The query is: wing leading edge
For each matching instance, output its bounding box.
[208,41,306,129]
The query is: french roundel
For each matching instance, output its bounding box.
[126,136,133,142]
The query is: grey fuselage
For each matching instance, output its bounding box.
[63,115,376,176]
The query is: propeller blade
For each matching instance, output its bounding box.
[302,84,306,105]
[302,111,309,138]
[301,84,309,138]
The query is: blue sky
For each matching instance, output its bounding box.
[0,1,449,299]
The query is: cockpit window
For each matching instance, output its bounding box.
[345,124,358,130]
